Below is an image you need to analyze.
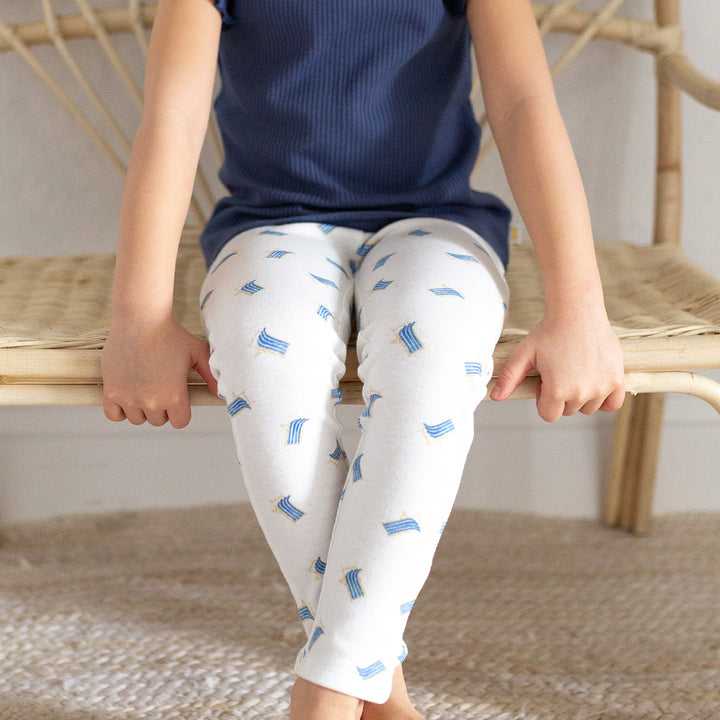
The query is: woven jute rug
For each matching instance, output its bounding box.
[1,505,719,720]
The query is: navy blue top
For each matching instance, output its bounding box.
[200,0,511,268]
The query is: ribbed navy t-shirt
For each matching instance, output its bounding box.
[199,0,511,268]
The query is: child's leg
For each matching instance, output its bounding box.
[294,218,508,704]
[200,223,364,636]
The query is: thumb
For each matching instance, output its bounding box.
[191,338,219,397]
[489,344,535,401]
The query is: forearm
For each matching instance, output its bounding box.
[489,94,606,318]
[112,112,204,325]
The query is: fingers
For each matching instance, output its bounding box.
[191,337,219,398]
[102,390,190,429]
[489,343,534,402]
[535,378,626,423]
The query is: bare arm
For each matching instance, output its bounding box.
[102,0,221,428]
[467,0,625,422]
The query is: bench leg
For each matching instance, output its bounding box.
[603,392,666,535]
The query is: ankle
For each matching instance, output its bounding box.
[289,677,364,720]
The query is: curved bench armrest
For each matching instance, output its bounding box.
[658,52,720,111]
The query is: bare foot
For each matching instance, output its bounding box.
[289,677,364,720]
[361,665,425,720]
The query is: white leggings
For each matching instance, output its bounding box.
[200,218,508,703]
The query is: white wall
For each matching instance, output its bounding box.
[2,1,719,523]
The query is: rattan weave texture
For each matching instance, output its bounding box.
[1,504,719,719]
[3,239,720,350]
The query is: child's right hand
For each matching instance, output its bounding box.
[101,318,218,429]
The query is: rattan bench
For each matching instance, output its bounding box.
[2,1,720,534]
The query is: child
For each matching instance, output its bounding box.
[101,1,625,718]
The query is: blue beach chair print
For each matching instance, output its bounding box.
[200,289,214,311]
[373,253,396,271]
[330,441,347,462]
[260,229,288,236]
[309,273,339,289]
[356,660,386,679]
[424,419,455,438]
[257,328,290,355]
[325,257,350,278]
[429,286,464,298]
[238,279,264,295]
[316,304,333,321]
[408,229,430,236]
[298,604,315,622]
[266,249,293,258]
[227,395,251,416]
[275,495,305,522]
[313,556,327,576]
[287,418,309,445]
[446,252,479,263]
[372,279,394,291]
[307,625,324,652]
[331,387,342,405]
[464,361,483,376]
[352,454,363,483]
[343,568,365,599]
[400,599,415,615]
[397,322,423,354]
[210,251,237,273]
[383,517,421,535]
[318,223,336,234]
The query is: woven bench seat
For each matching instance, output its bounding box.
[3,236,720,403]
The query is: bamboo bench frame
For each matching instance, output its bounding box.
[2,1,720,534]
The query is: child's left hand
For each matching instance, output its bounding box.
[489,309,626,422]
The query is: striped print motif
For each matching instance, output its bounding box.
[343,568,364,599]
[400,600,415,615]
[238,279,264,295]
[266,249,293,258]
[329,441,347,462]
[383,517,421,535]
[309,273,339,289]
[307,626,324,651]
[313,557,327,576]
[424,419,455,438]
[408,229,430,236]
[287,418,309,445]
[210,251,237,273]
[352,454,363,483]
[372,279,393,291]
[318,223,336,234]
[260,230,287,236]
[298,605,314,622]
[325,256,350,278]
[227,396,251,416]
[372,253,395,271]
[464,361,483,376]
[276,496,304,522]
[356,660,386,679]
[398,322,422,354]
[446,252,479,263]
[331,387,342,405]
[429,287,464,298]
[316,304,333,320]
[200,290,214,311]
[361,393,382,418]
[257,328,289,355]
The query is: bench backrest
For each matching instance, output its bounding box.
[0,0,693,248]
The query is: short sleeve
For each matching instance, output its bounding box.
[214,0,235,26]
